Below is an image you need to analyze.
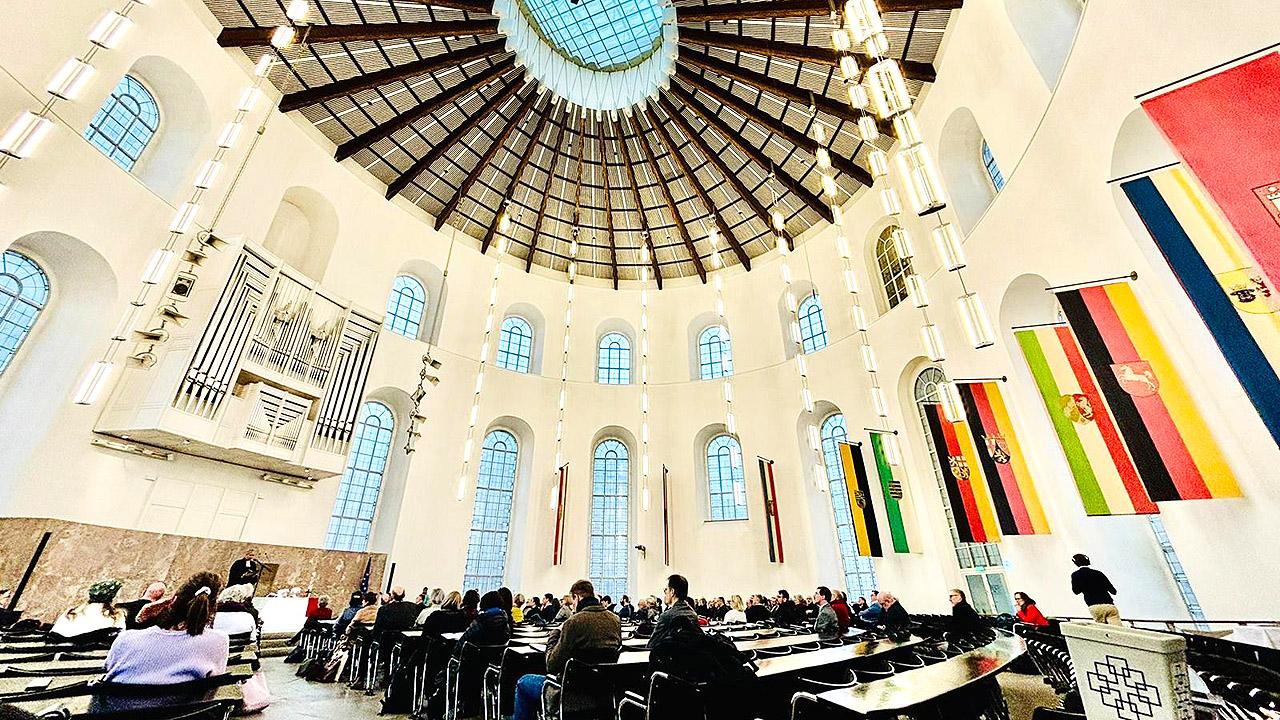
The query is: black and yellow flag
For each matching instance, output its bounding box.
[837,442,883,557]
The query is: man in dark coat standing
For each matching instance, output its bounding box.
[228,549,262,591]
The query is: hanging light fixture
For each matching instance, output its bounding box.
[931,223,966,271]
[938,380,967,423]
[957,291,996,349]
[46,59,96,101]
[0,113,54,159]
[87,11,133,49]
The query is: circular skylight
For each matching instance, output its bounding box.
[515,0,665,72]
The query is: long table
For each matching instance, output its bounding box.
[754,636,923,678]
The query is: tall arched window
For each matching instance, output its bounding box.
[698,325,733,380]
[597,332,631,385]
[820,413,879,598]
[707,434,747,521]
[0,251,50,376]
[590,439,630,599]
[982,140,1006,192]
[463,429,519,591]
[875,227,914,311]
[384,275,426,339]
[798,294,828,353]
[325,401,394,552]
[85,75,159,172]
[496,316,533,373]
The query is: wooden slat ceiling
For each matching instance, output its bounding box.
[204,0,957,285]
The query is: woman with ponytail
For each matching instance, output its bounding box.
[104,571,230,684]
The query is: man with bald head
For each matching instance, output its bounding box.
[119,581,167,628]
[373,585,419,637]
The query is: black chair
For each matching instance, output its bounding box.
[790,691,823,720]
[541,656,625,720]
[446,642,508,720]
[791,642,821,653]
[889,654,926,672]
[617,670,707,720]
[852,658,894,684]
[796,669,858,692]
[482,646,542,720]
[755,646,792,657]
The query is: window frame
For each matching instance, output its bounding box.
[496,315,534,374]
[84,74,161,172]
[462,428,520,591]
[324,401,394,552]
[797,294,829,354]
[982,139,1006,192]
[705,434,748,522]
[589,437,630,600]
[384,275,427,340]
[596,332,632,385]
[697,325,733,380]
[875,227,915,311]
[0,250,51,378]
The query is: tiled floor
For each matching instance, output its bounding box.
[259,657,405,719]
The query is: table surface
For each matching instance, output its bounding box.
[514,633,865,669]
[816,634,1025,713]
[0,663,253,697]
[754,636,923,678]
[1,652,255,674]
[6,682,243,716]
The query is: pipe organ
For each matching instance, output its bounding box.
[97,243,381,480]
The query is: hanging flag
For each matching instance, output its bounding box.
[956,382,1050,535]
[757,458,785,563]
[868,432,921,554]
[662,465,672,567]
[1016,326,1157,515]
[358,557,372,594]
[551,465,568,566]
[836,442,883,557]
[1141,54,1280,290]
[921,405,1001,543]
[1120,167,1280,446]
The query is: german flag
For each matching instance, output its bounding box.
[956,382,1050,535]
[922,404,1001,543]
[837,442,882,557]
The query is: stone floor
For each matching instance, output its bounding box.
[254,657,1061,720]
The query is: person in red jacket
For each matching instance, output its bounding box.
[1014,591,1049,626]
[830,590,853,635]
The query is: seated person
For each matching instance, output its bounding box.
[536,594,561,624]
[812,586,840,641]
[1014,592,1049,627]
[50,579,127,639]
[859,590,885,626]
[724,595,747,624]
[879,591,910,631]
[419,591,470,637]
[948,588,984,634]
[308,595,334,621]
[212,584,258,640]
[416,588,447,625]
[513,580,621,720]
[830,590,853,635]
[117,581,166,629]
[553,595,573,623]
[511,594,527,623]
[333,592,364,636]
[372,585,419,638]
[344,591,380,640]
[744,594,771,623]
[103,572,229,684]
[454,591,511,654]
[648,575,699,648]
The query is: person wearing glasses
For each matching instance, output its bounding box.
[648,574,698,648]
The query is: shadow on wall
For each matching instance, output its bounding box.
[263,187,340,283]
[1003,0,1084,89]
[124,56,212,203]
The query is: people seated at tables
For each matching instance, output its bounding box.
[536,594,560,624]
[416,588,446,625]
[513,580,622,720]
[50,579,127,639]
[103,572,229,684]
[118,581,166,629]
[831,590,853,634]
[498,587,516,628]
[344,591,380,638]
[212,583,259,640]
[373,585,420,638]
[724,595,747,624]
[851,596,869,615]
[455,591,511,654]
[813,586,840,640]
[744,594,771,623]
[948,588,983,634]
[1014,592,1049,626]
[419,591,470,637]
[878,591,910,630]
[772,589,801,626]
[798,595,818,620]
[649,574,699,647]
[461,589,481,621]
[553,595,573,623]
[334,592,363,636]
[617,595,633,619]
[859,590,884,626]
[511,593,526,623]
[600,595,615,613]
[710,597,729,621]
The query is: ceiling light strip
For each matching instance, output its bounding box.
[706,230,742,475]
[458,217,509,501]
[550,112,585,510]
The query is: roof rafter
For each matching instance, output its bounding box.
[598,125,619,289]
[677,48,860,127]
[613,119,664,289]
[680,29,937,82]
[626,115,708,284]
[334,57,514,161]
[524,110,570,272]
[674,0,963,22]
[641,105,752,270]
[480,92,554,254]
[217,20,499,47]
[385,74,529,199]
[278,39,506,112]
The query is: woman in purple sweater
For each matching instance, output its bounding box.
[104,571,229,684]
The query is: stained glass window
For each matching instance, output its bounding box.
[707,435,747,521]
[384,275,426,339]
[590,438,629,599]
[820,413,878,599]
[698,325,732,380]
[325,402,394,552]
[0,251,49,377]
[85,75,159,171]
[597,332,631,385]
[496,316,533,373]
[798,294,828,354]
[463,429,519,591]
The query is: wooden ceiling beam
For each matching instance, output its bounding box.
[626,115,708,284]
[678,30,937,82]
[217,19,500,47]
[433,90,543,230]
[656,92,791,251]
[334,58,513,161]
[385,0,493,13]
[278,39,506,112]
[675,0,962,21]
[669,80,832,223]
[676,69,872,187]
[480,93,553,254]
[525,112,570,273]
[598,123,619,289]
[641,105,752,271]
[677,48,858,125]
[385,75,527,199]
[613,119,664,289]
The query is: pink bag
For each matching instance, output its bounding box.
[239,669,273,714]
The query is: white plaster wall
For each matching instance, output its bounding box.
[0,0,1276,620]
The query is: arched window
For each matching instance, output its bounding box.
[325,402,394,552]
[0,251,50,377]
[875,228,914,311]
[497,316,533,373]
[590,439,630,599]
[597,332,631,385]
[698,325,733,380]
[384,275,427,339]
[798,294,828,353]
[819,413,879,598]
[982,140,1006,192]
[706,435,747,521]
[84,75,159,172]
[463,429,519,591]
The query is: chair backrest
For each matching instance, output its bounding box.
[647,671,706,720]
[559,657,625,715]
[1032,706,1087,720]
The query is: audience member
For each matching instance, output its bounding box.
[462,589,481,621]
[830,590,852,634]
[859,590,884,626]
[851,596,869,614]
[511,594,526,623]
[455,591,511,654]
[416,588,447,625]
[50,579,126,639]
[1014,592,1049,626]
[724,595,747,624]
[308,595,333,621]
[878,591,910,630]
[744,594,771,623]
[512,580,621,720]
[648,575,698,647]
[498,587,515,629]
[813,587,840,640]
[537,594,560,624]
[420,591,470,637]
[799,595,818,621]
[1070,554,1121,625]
[334,592,363,636]
[103,572,229,684]
[617,595,634,619]
[118,581,166,629]
[373,586,420,638]
[773,589,801,626]
[948,588,983,634]
[553,595,573,622]
[213,584,259,639]
[601,595,615,613]
[694,598,710,618]
[344,592,380,638]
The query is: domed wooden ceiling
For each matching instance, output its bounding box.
[206,0,959,286]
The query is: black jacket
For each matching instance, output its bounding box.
[648,600,700,649]
[455,608,511,655]
[1071,567,1117,606]
[373,600,420,636]
[949,601,983,633]
[881,601,910,629]
[744,604,771,623]
[420,608,471,637]
[228,558,262,587]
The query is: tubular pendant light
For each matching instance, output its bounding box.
[843,0,884,42]
[216,122,242,149]
[47,58,96,101]
[807,424,821,451]
[839,56,859,82]
[846,82,869,111]
[285,0,311,22]
[868,150,890,179]
[850,304,869,332]
[236,87,263,113]
[864,59,911,118]
[931,223,967,270]
[921,323,946,362]
[892,111,923,146]
[870,386,889,417]
[168,203,200,234]
[958,292,996,349]
[269,26,296,48]
[890,227,914,259]
[193,160,223,189]
[861,344,878,372]
[905,273,930,308]
[880,187,903,216]
[88,11,132,49]
[815,147,832,171]
[895,144,947,215]
[140,249,175,285]
[880,432,903,466]
[938,380,966,423]
[73,360,115,405]
[0,112,54,159]
[857,115,879,142]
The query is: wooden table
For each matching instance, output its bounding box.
[754,636,923,678]
[5,682,243,717]
[815,634,1024,715]
[0,662,254,694]
[0,651,256,674]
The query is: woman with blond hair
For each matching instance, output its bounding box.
[723,595,748,624]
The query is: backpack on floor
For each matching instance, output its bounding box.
[283,645,307,664]
[648,616,757,685]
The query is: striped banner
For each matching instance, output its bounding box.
[758,458,785,563]
[1121,167,1280,446]
[868,432,920,553]
[956,382,1050,535]
[662,465,671,567]
[552,465,568,565]
[837,443,883,557]
[922,403,1001,543]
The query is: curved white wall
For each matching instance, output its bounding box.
[1,0,1277,619]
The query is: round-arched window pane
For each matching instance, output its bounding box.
[0,251,50,377]
[384,275,427,339]
[325,401,394,552]
[85,75,160,172]
[798,295,828,354]
[876,227,914,311]
[707,435,747,521]
[597,332,631,384]
[497,316,533,373]
[818,413,879,598]
[463,429,519,590]
[590,438,629,599]
[982,140,1006,192]
[698,325,733,380]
